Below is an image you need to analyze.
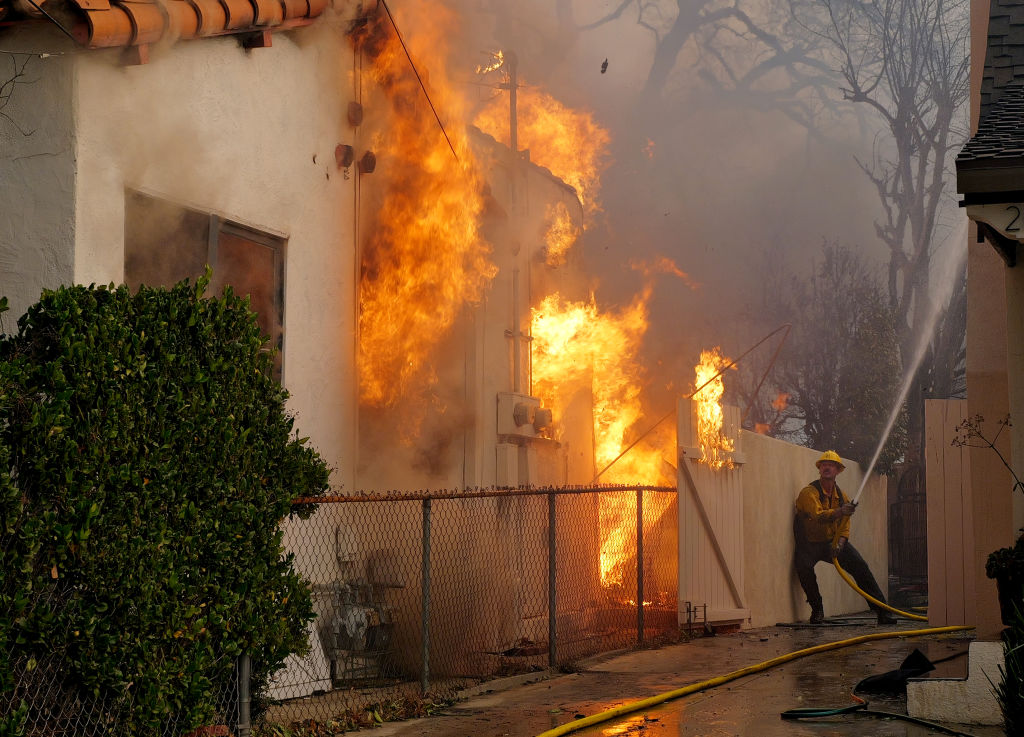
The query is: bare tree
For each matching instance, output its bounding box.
[791,0,969,464]
[731,241,906,473]
[571,0,967,464]
[478,0,967,472]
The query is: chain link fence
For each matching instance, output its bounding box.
[3,485,679,736]
[264,485,679,733]
[0,577,244,737]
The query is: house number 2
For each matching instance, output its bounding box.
[1008,205,1022,232]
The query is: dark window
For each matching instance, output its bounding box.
[124,191,286,381]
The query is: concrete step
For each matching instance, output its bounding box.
[906,640,1004,726]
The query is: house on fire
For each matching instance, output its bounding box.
[0,0,601,695]
[0,0,594,489]
[0,0,892,709]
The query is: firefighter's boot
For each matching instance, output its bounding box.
[809,603,825,624]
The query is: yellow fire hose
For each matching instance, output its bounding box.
[535,625,974,737]
[537,506,953,736]
[538,545,956,736]
[832,557,929,621]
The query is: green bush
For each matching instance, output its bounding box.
[0,295,34,737]
[998,607,1024,735]
[0,277,330,735]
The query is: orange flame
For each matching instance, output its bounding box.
[630,256,700,290]
[476,49,504,74]
[772,392,790,411]
[694,348,735,469]
[543,201,579,266]
[353,9,672,591]
[596,486,675,589]
[354,4,497,409]
[531,291,649,478]
[474,83,610,220]
[531,289,673,585]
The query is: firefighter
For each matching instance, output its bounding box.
[794,450,897,625]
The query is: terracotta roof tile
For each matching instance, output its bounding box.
[15,0,328,50]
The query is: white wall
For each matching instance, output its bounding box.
[69,24,359,500]
[741,432,889,628]
[0,29,78,320]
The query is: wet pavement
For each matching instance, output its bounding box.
[369,615,1005,737]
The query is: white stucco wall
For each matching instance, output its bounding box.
[0,30,78,320]
[68,24,358,498]
[741,432,889,628]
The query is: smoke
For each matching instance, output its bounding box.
[354,0,925,486]
[443,0,886,389]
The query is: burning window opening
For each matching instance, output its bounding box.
[530,289,677,588]
[531,291,653,479]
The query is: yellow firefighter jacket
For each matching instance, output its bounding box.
[795,480,851,544]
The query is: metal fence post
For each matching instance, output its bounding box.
[236,653,251,737]
[548,491,557,668]
[636,488,644,645]
[421,497,432,694]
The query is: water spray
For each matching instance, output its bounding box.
[851,222,969,504]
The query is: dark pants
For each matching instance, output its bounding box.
[794,540,887,612]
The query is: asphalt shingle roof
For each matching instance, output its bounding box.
[957,0,1024,194]
[958,83,1024,166]
[980,0,1024,120]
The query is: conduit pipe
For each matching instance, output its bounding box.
[535,625,973,737]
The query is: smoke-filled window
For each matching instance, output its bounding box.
[124,190,286,381]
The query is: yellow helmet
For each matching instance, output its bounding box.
[815,450,845,471]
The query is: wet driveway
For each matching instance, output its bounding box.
[369,617,1004,737]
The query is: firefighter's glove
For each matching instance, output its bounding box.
[839,503,856,516]
[831,538,847,559]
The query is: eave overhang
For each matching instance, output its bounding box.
[956,82,1024,267]
[0,0,328,58]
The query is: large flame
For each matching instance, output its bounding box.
[694,348,735,469]
[530,289,673,586]
[531,290,650,479]
[355,3,497,409]
[353,9,675,593]
[543,201,579,267]
[474,82,610,220]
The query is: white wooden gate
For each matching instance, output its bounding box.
[677,399,749,626]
